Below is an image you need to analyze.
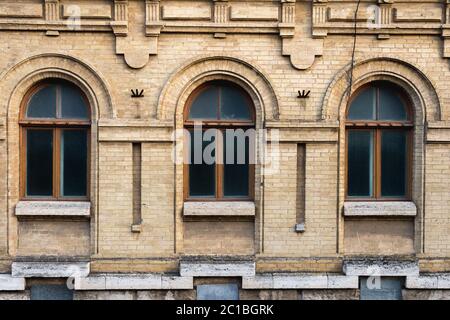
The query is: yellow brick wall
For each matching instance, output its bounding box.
[17,220,90,256]
[0,1,449,272]
[98,142,133,256]
[425,144,450,256]
[183,221,255,255]
[140,143,175,255]
[0,140,7,256]
[263,143,337,257]
[98,142,175,257]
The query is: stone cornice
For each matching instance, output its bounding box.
[1,0,450,69]
[1,1,448,35]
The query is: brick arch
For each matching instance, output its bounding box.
[0,54,110,248]
[157,55,280,123]
[322,57,442,123]
[328,58,435,254]
[0,53,115,121]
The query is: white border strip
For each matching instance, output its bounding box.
[0,274,26,291]
[242,274,359,289]
[180,262,255,277]
[12,262,90,278]
[406,274,450,289]
[74,274,193,290]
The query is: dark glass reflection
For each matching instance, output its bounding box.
[220,86,252,120]
[381,130,408,197]
[347,130,374,197]
[189,130,216,197]
[347,87,376,121]
[379,87,408,121]
[27,85,57,118]
[61,84,89,119]
[224,132,250,197]
[26,130,53,196]
[61,130,88,197]
[188,87,219,120]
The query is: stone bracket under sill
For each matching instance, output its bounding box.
[15,201,91,217]
[343,201,417,217]
[183,201,255,217]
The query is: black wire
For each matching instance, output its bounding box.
[347,0,362,99]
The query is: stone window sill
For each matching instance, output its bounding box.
[343,201,417,217]
[15,201,91,217]
[183,201,255,217]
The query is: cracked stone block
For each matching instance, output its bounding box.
[0,274,26,291]
[12,262,90,278]
[15,201,91,217]
[343,201,417,217]
[180,262,255,277]
[183,201,255,217]
[343,260,419,276]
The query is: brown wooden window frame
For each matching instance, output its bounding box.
[183,81,256,202]
[19,81,91,201]
[345,82,414,201]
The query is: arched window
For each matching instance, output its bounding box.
[346,81,413,200]
[184,81,255,200]
[20,80,91,199]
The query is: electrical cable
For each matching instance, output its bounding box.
[347,0,363,99]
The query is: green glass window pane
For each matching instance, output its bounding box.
[188,130,216,197]
[61,130,88,197]
[26,129,53,196]
[27,85,57,118]
[223,131,250,197]
[30,285,74,301]
[189,87,219,120]
[348,87,376,120]
[381,130,408,197]
[347,131,374,197]
[379,87,408,121]
[220,86,252,120]
[61,84,89,119]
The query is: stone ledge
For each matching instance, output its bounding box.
[242,274,359,289]
[343,260,419,276]
[183,202,255,217]
[265,121,339,128]
[180,261,255,277]
[343,202,417,217]
[12,262,90,278]
[74,274,193,290]
[0,275,26,291]
[406,274,450,289]
[15,201,91,217]
[98,119,173,128]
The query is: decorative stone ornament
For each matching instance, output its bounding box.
[443,0,450,58]
[44,0,59,21]
[280,0,324,70]
[112,0,163,69]
[110,0,324,70]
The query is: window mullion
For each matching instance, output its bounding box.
[407,130,413,199]
[375,128,381,199]
[184,130,190,200]
[22,128,27,198]
[217,86,221,120]
[56,85,62,119]
[375,87,380,121]
[54,128,61,199]
[216,128,223,199]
